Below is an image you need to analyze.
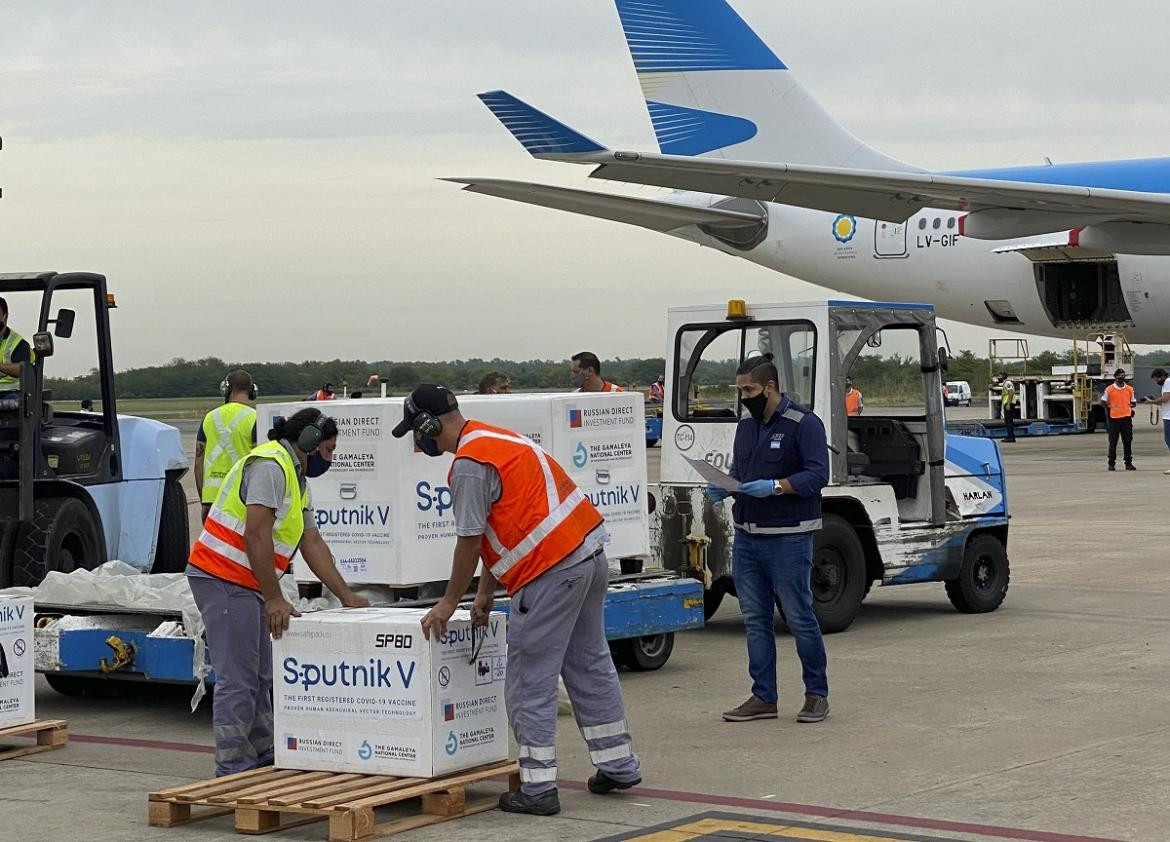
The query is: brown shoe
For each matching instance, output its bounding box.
[797,694,829,723]
[722,696,777,722]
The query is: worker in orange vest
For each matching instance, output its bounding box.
[570,351,625,393]
[397,384,641,817]
[844,378,863,416]
[1100,368,1137,471]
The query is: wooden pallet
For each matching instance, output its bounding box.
[148,759,521,841]
[0,719,68,761]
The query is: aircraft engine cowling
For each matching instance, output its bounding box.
[959,209,1115,240]
[1077,222,1170,256]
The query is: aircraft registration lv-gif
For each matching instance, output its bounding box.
[448,0,1170,343]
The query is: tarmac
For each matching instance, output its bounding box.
[3,412,1169,841]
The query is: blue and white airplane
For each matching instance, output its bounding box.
[448,0,1170,342]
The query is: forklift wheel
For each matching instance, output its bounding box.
[945,534,1010,613]
[151,478,190,574]
[13,497,104,587]
[613,633,674,671]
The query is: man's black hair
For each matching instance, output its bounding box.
[227,369,253,394]
[0,297,7,316]
[572,351,601,376]
[1152,368,1168,380]
[736,353,779,387]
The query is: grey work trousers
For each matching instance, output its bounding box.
[188,575,275,777]
[506,551,641,795]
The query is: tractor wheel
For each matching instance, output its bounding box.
[0,521,18,589]
[945,534,1010,613]
[703,587,725,621]
[151,478,190,574]
[811,514,867,634]
[614,634,674,671]
[13,497,105,586]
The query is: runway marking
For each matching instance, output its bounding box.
[67,734,1124,842]
[594,813,1120,842]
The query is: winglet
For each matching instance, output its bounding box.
[478,90,606,157]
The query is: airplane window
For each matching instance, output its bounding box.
[932,218,941,230]
[947,217,956,230]
[918,218,927,230]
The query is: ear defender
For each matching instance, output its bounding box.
[413,411,443,439]
[297,411,328,453]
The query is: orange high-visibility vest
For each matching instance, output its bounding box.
[452,420,604,595]
[576,381,625,393]
[1104,383,1135,419]
[845,389,862,416]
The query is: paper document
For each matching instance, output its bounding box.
[684,456,739,492]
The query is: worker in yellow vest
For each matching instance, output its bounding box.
[570,351,625,393]
[0,297,35,398]
[195,370,259,523]
[188,408,370,777]
[399,384,641,817]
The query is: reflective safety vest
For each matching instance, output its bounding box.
[844,388,862,416]
[1103,383,1135,420]
[453,420,604,595]
[188,441,309,591]
[576,381,624,393]
[200,403,257,504]
[0,328,35,389]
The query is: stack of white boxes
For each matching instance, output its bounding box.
[272,607,508,777]
[0,595,34,729]
[259,391,649,586]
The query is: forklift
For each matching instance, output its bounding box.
[0,272,189,587]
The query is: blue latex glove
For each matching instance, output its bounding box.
[738,479,775,499]
[706,483,730,503]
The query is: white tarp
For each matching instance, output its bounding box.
[6,562,322,711]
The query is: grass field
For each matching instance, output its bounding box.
[52,395,311,420]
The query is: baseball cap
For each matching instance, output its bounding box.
[391,384,459,438]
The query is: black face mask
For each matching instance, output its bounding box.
[306,452,332,477]
[742,391,771,422]
[417,437,442,458]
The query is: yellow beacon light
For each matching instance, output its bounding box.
[726,299,749,320]
[106,293,117,308]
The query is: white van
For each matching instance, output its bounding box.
[945,380,973,406]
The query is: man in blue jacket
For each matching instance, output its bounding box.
[709,354,831,724]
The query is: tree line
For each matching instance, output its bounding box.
[42,348,1170,401]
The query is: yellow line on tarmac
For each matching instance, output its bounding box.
[638,817,932,842]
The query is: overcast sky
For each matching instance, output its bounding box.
[3,1,1169,377]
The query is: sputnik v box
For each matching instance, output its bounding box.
[273,607,508,777]
[0,595,34,728]
[258,392,648,586]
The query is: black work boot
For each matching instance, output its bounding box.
[588,770,641,794]
[499,788,561,816]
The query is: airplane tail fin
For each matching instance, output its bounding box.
[478,90,607,159]
[614,0,918,171]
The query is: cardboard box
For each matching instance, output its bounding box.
[0,595,34,728]
[273,607,508,777]
[258,392,648,586]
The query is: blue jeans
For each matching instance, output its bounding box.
[1164,420,1170,452]
[732,530,828,702]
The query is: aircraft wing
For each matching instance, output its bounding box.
[577,151,1170,228]
[444,178,766,233]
